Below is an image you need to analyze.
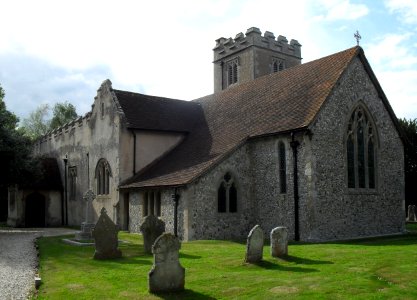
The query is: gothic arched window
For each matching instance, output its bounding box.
[272,58,284,73]
[227,59,238,86]
[279,141,287,193]
[95,159,112,195]
[217,172,238,213]
[346,105,377,189]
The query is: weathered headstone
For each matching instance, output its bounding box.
[92,207,122,259]
[75,190,96,240]
[140,215,165,254]
[149,233,185,293]
[271,226,288,258]
[245,225,264,263]
[407,205,417,222]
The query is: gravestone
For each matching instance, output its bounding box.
[140,215,165,254]
[245,225,264,263]
[92,207,122,259]
[271,226,288,258]
[149,233,185,293]
[407,205,417,222]
[75,190,96,240]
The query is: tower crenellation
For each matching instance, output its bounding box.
[213,27,302,62]
[213,27,302,92]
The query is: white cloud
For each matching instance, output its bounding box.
[313,0,369,21]
[365,33,417,69]
[385,0,417,24]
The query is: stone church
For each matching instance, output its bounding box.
[7,27,405,241]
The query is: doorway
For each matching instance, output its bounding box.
[25,192,46,227]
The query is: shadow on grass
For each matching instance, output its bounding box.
[324,233,417,247]
[282,255,333,265]
[180,253,202,259]
[152,289,216,300]
[249,260,318,273]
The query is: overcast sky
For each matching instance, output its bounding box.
[1,0,417,121]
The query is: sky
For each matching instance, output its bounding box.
[1,0,417,121]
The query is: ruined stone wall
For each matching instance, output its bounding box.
[33,80,125,226]
[301,57,405,241]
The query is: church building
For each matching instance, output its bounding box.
[7,27,405,241]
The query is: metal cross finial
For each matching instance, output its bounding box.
[354,30,362,46]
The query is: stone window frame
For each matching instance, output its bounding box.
[272,57,285,73]
[217,172,239,214]
[344,102,379,192]
[278,141,287,194]
[226,58,239,87]
[142,190,162,217]
[68,166,77,201]
[95,158,112,196]
[100,102,105,119]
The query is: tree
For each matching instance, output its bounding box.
[50,101,78,130]
[0,84,41,180]
[20,101,79,140]
[398,118,417,209]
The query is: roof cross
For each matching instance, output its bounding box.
[354,30,362,46]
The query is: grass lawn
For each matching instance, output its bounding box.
[35,225,417,299]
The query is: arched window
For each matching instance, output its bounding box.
[217,172,238,213]
[279,141,287,193]
[227,59,238,86]
[346,105,377,189]
[95,159,112,195]
[272,58,284,73]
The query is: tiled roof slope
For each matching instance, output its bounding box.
[114,90,202,132]
[120,46,360,189]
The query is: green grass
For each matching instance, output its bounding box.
[35,227,417,299]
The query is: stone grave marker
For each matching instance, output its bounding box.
[271,226,288,258]
[149,233,185,293]
[92,207,122,260]
[245,225,264,263]
[75,189,96,241]
[140,215,165,254]
[407,205,417,222]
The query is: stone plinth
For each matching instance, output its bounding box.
[245,225,264,263]
[75,222,95,241]
[149,233,185,293]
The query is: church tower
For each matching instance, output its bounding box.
[213,27,302,92]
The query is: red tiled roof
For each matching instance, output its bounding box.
[119,46,360,189]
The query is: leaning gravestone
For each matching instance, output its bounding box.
[245,225,264,263]
[75,189,96,241]
[271,226,288,258]
[149,233,185,293]
[140,215,165,254]
[92,207,122,260]
[407,205,417,222]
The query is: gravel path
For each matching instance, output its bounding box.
[0,228,77,300]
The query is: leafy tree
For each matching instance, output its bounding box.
[20,101,79,140]
[0,84,39,185]
[20,104,50,139]
[398,118,417,209]
[50,101,78,130]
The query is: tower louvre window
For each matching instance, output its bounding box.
[272,58,285,73]
[227,59,239,86]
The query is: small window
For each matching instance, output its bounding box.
[279,142,287,193]
[346,105,377,189]
[142,190,162,217]
[217,172,238,213]
[95,159,112,195]
[272,58,285,73]
[101,102,105,118]
[68,167,77,201]
[227,59,238,86]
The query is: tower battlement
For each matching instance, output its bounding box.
[213,27,302,62]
